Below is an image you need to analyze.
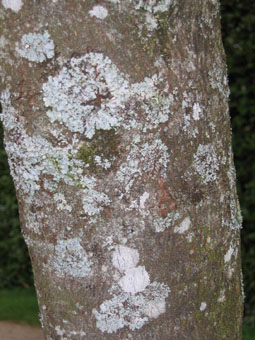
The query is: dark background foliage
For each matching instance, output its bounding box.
[0,0,254,320]
[221,0,255,319]
[0,126,33,288]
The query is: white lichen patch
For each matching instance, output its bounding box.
[144,0,174,13]
[209,65,230,98]
[224,242,238,279]
[0,89,18,130]
[217,289,226,303]
[94,245,170,333]
[145,12,158,30]
[118,266,150,294]
[222,155,243,231]
[193,144,219,184]
[43,53,172,139]
[1,89,111,216]
[93,281,170,333]
[81,178,111,216]
[108,0,176,38]
[25,209,44,235]
[94,155,111,170]
[53,238,92,278]
[16,31,55,62]
[116,138,169,194]
[89,5,108,19]
[2,0,23,12]
[154,211,180,233]
[174,216,191,234]
[180,91,202,138]
[221,194,242,231]
[4,133,52,195]
[112,245,150,294]
[112,245,139,272]
[139,192,150,209]
[200,302,207,311]
[109,0,174,14]
[224,244,235,263]
[127,76,172,131]
[3,126,110,211]
[143,300,166,318]
[43,53,126,138]
[139,139,169,174]
[53,193,72,212]
[192,102,202,120]
[55,326,64,336]
[55,325,86,338]
[0,35,8,62]
[186,232,194,243]
[227,162,237,191]
[227,266,235,279]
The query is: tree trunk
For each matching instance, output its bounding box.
[0,1,243,339]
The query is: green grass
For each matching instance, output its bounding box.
[243,323,255,340]
[0,288,254,338]
[0,288,40,325]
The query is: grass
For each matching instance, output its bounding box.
[0,287,40,326]
[0,288,254,339]
[243,323,255,340]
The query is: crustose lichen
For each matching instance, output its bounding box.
[16,31,55,63]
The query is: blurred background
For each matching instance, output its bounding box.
[0,0,254,338]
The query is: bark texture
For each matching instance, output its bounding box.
[0,1,243,339]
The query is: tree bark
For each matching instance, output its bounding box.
[0,0,243,339]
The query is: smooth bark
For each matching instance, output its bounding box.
[0,1,243,339]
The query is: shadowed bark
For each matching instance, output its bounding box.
[0,1,243,339]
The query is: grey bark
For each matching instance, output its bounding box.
[0,0,243,339]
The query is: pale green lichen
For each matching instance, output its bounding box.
[116,138,170,193]
[93,281,170,333]
[193,144,219,184]
[53,237,93,278]
[42,53,126,138]
[16,31,55,62]
[43,53,172,139]
[53,193,72,212]
[0,88,111,218]
[1,50,173,227]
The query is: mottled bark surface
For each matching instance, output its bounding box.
[0,1,243,339]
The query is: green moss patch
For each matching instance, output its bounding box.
[77,129,121,172]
